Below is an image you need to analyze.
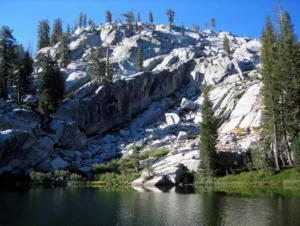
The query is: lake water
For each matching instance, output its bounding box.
[0,186,300,226]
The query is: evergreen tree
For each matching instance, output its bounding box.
[38,51,65,116]
[16,51,33,103]
[37,20,50,50]
[88,19,95,27]
[123,10,134,28]
[0,26,17,100]
[149,12,153,24]
[74,20,78,31]
[137,12,141,23]
[60,34,71,68]
[51,18,63,46]
[210,18,216,30]
[223,35,231,56]
[66,24,71,36]
[261,16,281,171]
[136,47,143,72]
[292,132,300,172]
[166,9,175,27]
[78,12,83,28]
[106,10,112,23]
[205,21,208,30]
[200,84,218,176]
[193,24,200,32]
[83,13,87,28]
[275,12,300,166]
[90,47,106,84]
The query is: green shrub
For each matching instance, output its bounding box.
[92,163,113,174]
[30,171,52,184]
[54,170,70,179]
[138,152,149,160]
[70,173,83,181]
[148,148,171,158]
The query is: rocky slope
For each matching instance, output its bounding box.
[0,23,263,185]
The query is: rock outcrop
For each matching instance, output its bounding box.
[0,23,264,182]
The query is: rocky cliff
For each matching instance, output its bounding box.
[0,23,263,183]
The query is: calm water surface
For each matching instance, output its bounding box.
[0,186,300,226]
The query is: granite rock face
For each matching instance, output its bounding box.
[0,23,264,180]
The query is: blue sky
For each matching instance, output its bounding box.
[0,0,299,53]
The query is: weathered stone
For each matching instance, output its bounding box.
[165,113,181,125]
[176,131,188,141]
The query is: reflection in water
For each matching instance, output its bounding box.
[0,186,300,226]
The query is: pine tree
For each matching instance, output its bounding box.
[0,26,17,100]
[66,24,71,36]
[16,51,33,103]
[51,18,63,46]
[60,34,71,68]
[37,20,50,50]
[136,47,143,72]
[166,9,175,28]
[137,12,141,23]
[74,20,78,31]
[123,10,134,28]
[90,47,106,84]
[149,12,153,24]
[83,14,87,28]
[200,84,218,176]
[292,132,300,172]
[275,12,300,166]
[106,10,112,23]
[193,24,200,32]
[88,19,95,27]
[223,35,231,56]
[38,51,65,115]
[261,16,281,171]
[78,12,83,28]
[210,18,216,30]
[205,21,208,30]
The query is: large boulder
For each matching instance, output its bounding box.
[0,129,28,159]
[180,98,196,111]
[165,113,181,125]
[86,33,101,46]
[0,109,40,131]
[65,71,91,93]
[50,120,88,150]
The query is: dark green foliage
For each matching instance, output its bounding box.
[30,170,82,183]
[261,15,281,171]
[136,47,143,72]
[210,18,216,30]
[78,12,83,28]
[0,26,17,99]
[66,24,71,36]
[106,10,112,23]
[292,133,300,172]
[148,148,170,158]
[149,12,153,24]
[123,10,134,28]
[38,51,65,115]
[200,84,218,177]
[90,47,113,85]
[223,35,231,56]
[137,12,141,23]
[60,34,71,68]
[37,20,50,50]
[166,9,175,27]
[83,13,87,28]
[51,18,63,46]
[16,51,33,103]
